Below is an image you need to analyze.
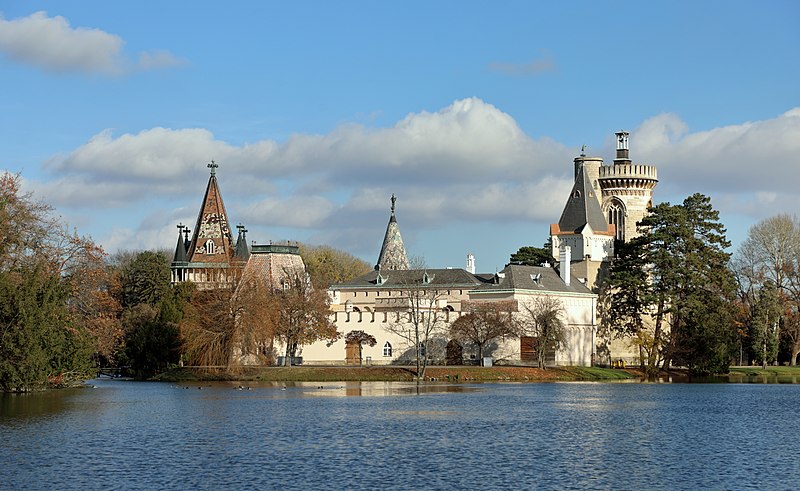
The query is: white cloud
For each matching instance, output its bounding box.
[633,108,800,194]
[0,11,184,74]
[33,98,800,260]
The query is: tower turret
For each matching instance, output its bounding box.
[376,194,410,271]
[598,131,658,241]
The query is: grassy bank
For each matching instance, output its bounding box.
[152,365,637,383]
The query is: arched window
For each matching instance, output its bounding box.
[383,342,392,357]
[607,199,626,241]
[204,239,215,254]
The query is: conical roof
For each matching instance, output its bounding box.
[187,162,235,263]
[234,224,251,261]
[376,194,410,271]
[557,163,610,234]
[172,224,188,263]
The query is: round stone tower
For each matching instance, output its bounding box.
[597,131,658,242]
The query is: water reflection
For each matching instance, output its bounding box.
[2,379,800,489]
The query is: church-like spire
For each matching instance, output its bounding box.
[557,163,610,234]
[234,223,251,261]
[376,194,410,271]
[186,161,235,263]
[173,223,188,263]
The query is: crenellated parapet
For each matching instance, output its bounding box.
[598,164,658,195]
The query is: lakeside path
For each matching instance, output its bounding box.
[152,365,800,383]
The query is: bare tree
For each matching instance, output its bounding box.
[271,272,338,366]
[449,301,518,363]
[732,214,800,365]
[384,272,448,382]
[517,295,566,369]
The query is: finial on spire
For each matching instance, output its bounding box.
[391,193,396,214]
[177,222,185,232]
[208,160,219,176]
[580,144,586,157]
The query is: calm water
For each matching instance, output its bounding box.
[1,380,799,490]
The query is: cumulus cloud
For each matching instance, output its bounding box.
[44,98,575,212]
[633,108,800,194]
[35,97,800,260]
[0,11,184,74]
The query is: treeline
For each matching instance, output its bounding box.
[0,172,370,391]
[598,193,800,375]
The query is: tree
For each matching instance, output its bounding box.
[121,303,181,379]
[449,301,517,362]
[271,272,338,366]
[0,173,98,391]
[600,193,737,375]
[120,250,172,308]
[599,239,656,368]
[344,330,377,366]
[732,214,800,365]
[508,238,553,266]
[384,272,448,382]
[0,264,94,392]
[517,295,566,369]
[299,244,372,289]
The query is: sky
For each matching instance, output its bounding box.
[2,1,799,273]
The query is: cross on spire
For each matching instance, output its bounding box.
[391,193,396,214]
[208,160,219,176]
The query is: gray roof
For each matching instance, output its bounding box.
[376,195,410,270]
[557,163,609,234]
[472,264,593,295]
[333,268,492,290]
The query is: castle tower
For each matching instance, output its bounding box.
[597,131,658,241]
[375,194,410,271]
[550,161,615,289]
[171,162,238,288]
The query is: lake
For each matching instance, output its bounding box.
[1,379,799,490]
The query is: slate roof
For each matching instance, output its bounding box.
[472,264,594,295]
[556,163,611,235]
[376,194,410,270]
[172,227,188,263]
[333,268,492,290]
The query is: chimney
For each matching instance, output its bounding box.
[466,252,475,274]
[559,246,571,286]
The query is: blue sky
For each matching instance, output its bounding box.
[2,1,799,272]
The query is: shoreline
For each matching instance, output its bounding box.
[149,365,800,384]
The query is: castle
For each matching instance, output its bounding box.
[171,131,657,366]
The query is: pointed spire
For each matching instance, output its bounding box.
[187,162,235,263]
[557,162,609,234]
[234,223,251,261]
[173,223,188,263]
[376,194,410,271]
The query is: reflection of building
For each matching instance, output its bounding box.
[297,196,599,367]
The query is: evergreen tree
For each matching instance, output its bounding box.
[508,238,554,266]
[600,193,736,375]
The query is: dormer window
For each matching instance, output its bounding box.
[530,273,542,285]
[573,190,581,199]
[423,272,434,284]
